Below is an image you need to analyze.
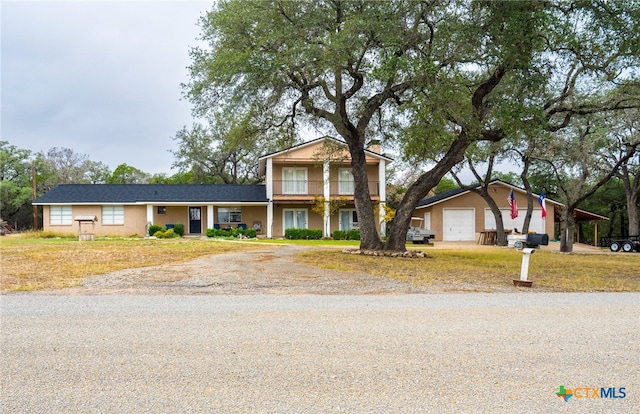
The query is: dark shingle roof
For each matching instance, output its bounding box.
[416,180,520,208]
[417,186,467,207]
[33,184,267,204]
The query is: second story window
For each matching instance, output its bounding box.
[283,168,307,194]
[339,168,354,195]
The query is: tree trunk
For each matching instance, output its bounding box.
[559,209,575,253]
[626,191,639,236]
[347,140,384,251]
[386,65,506,251]
[520,163,534,234]
[622,167,639,236]
[485,194,508,246]
[386,132,471,251]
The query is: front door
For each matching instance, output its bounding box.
[189,207,202,234]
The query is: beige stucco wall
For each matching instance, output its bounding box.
[414,186,555,242]
[42,204,270,237]
[271,140,382,165]
[42,205,147,237]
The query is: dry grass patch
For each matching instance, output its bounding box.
[296,247,640,292]
[0,236,267,291]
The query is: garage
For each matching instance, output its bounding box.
[484,209,545,233]
[443,208,475,241]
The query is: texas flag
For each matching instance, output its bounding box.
[538,191,547,219]
[508,190,518,219]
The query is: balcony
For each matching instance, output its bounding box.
[272,180,379,197]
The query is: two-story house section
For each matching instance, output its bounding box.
[34,136,391,239]
[258,136,392,238]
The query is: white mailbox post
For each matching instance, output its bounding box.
[514,247,535,287]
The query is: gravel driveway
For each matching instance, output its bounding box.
[1,244,638,412]
[57,244,435,295]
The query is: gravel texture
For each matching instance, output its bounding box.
[2,293,638,413]
[54,244,438,295]
[1,243,638,412]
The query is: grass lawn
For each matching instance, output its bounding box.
[1,235,639,292]
[0,235,269,291]
[296,246,640,292]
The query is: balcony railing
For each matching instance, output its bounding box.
[272,180,379,196]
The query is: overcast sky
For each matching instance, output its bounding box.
[2,0,213,176]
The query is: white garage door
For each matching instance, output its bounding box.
[443,209,475,241]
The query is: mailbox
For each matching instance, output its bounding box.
[526,233,549,248]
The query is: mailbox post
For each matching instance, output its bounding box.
[512,233,548,287]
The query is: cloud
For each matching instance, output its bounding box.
[1,0,211,175]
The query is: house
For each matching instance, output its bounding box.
[411,180,608,244]
[33,136,391,238]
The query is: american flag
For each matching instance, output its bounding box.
[508,190,518,220]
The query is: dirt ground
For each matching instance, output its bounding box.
[33,240,607,296]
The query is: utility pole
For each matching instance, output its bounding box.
[32,163,38,230]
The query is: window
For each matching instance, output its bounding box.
[283,209,307,230]
[339,209,358,231]
[50,206,72,225]
[339,168,354,195]
[102,205,124,225]
[283,168,307,194]
[218,207,242,223]
[157,206,167,215]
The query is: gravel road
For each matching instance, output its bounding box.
[2,293,638,413]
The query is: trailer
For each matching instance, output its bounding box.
[406,217,436,244]
[601,235,640,253]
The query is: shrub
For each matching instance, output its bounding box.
[206,228,233,238]
[285,228,323,240]
[148,224,163,236]
[173,223,184,237]
[332,230,346,240]
[244,228,257,238]
[346,229,361,240]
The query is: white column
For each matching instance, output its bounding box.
[146,204,153,224]
[323,159,331,237]
[207,205,214,230]
[145,205,154,237]
[378,160,387,236]
[266,158,273,238]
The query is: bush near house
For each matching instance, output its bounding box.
[148,224,163,236]
[153,228,179,239]
[285,228,323,240]
[346,229,360,240]
[332,229,361,240]
[206,227,258,239]
[333,230,346,240]
[173,224,185,237]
